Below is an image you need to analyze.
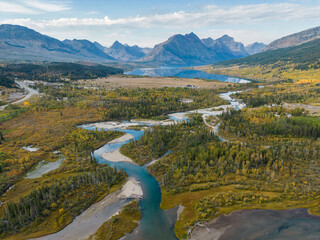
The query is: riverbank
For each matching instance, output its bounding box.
[31,178,143,240]
[81,121,141,130]
[102,146,134,163]
[82,120,174,131]
[189,208,320,240]
[90,200,141,240]
[24,155,65,179]
[120,178,143,199]
[108,133,135,143]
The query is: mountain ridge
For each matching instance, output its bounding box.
[139,32,244,66]
[0,24,267,66]
[105,41,150,61]
[264,26,320,51]
[0,24,115,62]
[216,37,320,70]
[203,35,249,58]
[245,42,266,55]
[63,39,115,60]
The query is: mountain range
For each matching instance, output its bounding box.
[202,35,249,58]
[0,24,115,62]
[101,34,259,65]
[0,24,266,66]
[3,23,320,67]
[105,41,152,62]
[139,33,258,66]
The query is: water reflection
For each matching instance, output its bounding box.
[125,67,250,83]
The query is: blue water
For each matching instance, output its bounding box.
[207,208,320,240]
[82,127,178,240]
[124,67,250,83]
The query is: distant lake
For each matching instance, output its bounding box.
[124,67,251,83]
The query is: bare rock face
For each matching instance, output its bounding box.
[264,26,320,51]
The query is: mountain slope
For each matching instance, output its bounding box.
[140,33,236,66]
[264,26,320,51]
[202,35,249,58]
[215,35,248,57]
[201,37,234,56]
[93,41,106,52]
[0,24,114,62]
[105,41,147,61]
[63,39,115,60]
[245,42,266,55]
[217,38,320,69]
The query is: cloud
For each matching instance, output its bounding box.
[0,1,70,14]
[22,0,71,12]
[0,2,37,14]
[1,2,320,46]
[2,3,320,28]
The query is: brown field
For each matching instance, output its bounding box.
[76,75,232,89]
[283,102,320,115]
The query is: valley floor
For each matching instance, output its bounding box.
[1,74,320,240]
[76,75,232,89]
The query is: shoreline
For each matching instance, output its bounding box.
[108,133,135,143]
[32,190,127,240]
[102,148,134,163]
[120,178,143,199]
[100,133,135,163]
[32,178,143,240]
[189,208,320,240]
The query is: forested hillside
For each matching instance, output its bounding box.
[218,38,320,70]
[121,110,320,238]
[0,76,15,88]
[0,82,229,239]
[0,63,123,82]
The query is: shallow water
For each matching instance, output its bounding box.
[190,208,320,240]
[25,155,65,179]
[124,67,251,83]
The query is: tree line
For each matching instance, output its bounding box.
[220,109,320,139]
[0,166,126,236]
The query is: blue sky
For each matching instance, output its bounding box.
[1,0,320,47]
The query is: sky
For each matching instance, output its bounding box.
[1,0,320,47]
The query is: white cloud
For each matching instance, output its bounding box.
[22,0,71,12]
[1,2,320,46]
[0,0,70,14]
[2,3,320,28]
[0,2,36,14]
